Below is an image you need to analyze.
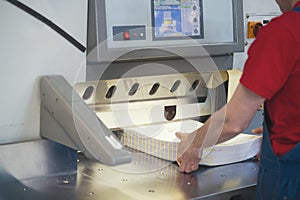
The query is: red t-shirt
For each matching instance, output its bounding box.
[240,2,300,156]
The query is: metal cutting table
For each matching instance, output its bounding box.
[0,140,258,200]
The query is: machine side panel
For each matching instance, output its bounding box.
[40,106,78,150]
[40,75,132,166]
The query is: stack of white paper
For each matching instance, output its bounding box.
[121,120,261,166]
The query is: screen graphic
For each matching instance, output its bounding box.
[152,0,203,40]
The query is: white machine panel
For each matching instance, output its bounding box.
[105,0,234,49]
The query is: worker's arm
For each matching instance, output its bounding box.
[176,83,265,173]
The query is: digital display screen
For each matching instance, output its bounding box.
[152,0,203,40]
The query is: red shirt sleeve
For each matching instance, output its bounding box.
[240,17,298,100]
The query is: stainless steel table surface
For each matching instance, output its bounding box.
[0,151,259,200]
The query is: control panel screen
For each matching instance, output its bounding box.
[152,0,203,40]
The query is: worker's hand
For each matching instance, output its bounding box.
[252,126,263,134]
[252,126,263,160]
[176,131,202,173]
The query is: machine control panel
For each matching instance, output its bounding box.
[105,0,235,49]
[89,0,244,62]
[113,25,146,41]
[246,13,280,42]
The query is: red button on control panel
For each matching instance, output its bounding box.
[123,31,130,40]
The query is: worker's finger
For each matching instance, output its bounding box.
[184,163,193,174]
[175,132,183,140]
[256,152,261,160]
[191,163,199,171]
[179,162,186,172]
[252,127,263,134]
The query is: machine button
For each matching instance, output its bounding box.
[247,21,263,38]
[123,31,130,40]
[253,22,263,37]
